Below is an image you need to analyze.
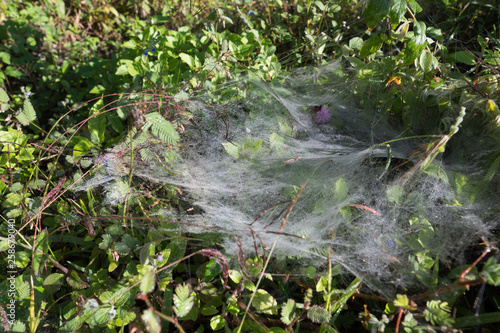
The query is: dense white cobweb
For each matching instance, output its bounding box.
[75,62,496,296]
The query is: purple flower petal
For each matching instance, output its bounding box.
[316,106,331,123]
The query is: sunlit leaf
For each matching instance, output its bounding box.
[210,315,225,331]
[389,0,406,24]
[173,283,195,317]
[252,289,278,315]
[365,0,391,29]
[140,268,155,294]
[43,273,65,294]
[360,35,383,59]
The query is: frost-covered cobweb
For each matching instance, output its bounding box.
[75,62,497,297]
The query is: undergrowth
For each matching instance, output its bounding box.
[1,1,500,332]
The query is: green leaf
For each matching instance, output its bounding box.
[424,300,454,326]
[179,53,194,69]
[173,283,195,317]
[387,185,404,204]
[389,0,406,23]
[33,230,49,276]
[16,99,37,126]
[0,87,9,103]
[360,35,383,59]
[143,112,180,144]
[407,0,422,14]
[71,136,94,157]
[269,132,285,152]
[423,164,449,183]
[140,268,156,293]
[222,142,239,159]
[406,21,427,64]
[447,51,476,65]
[89,85,106,94]
[394,294,417,311]
[66,270,89,289]
[18,280,30,299]
[365,0,391,29]
[348,37,363,50]
[281,299,297,325]
[481,257,500,286]
[252,289,278,315]
[88,98,106,145]
[307,305,331,324]
[334,178,348,201]
[419,50,434,72]
[455,311,500,328]
[141,309,161,333]
[210,315,225,331]
[115,242,131,255]
[200,259,222,282]
[43,273,65,293]
[17,147,35,161]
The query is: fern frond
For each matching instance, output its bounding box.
[144,112,180,144]
[173,283,194,317]
[307,305,331,324]
[424,300,454,327]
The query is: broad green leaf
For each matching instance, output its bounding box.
[88,98,106,145]
[15,250,30,268]
[23,100,36,122]
[99,287,131,308]
[481,257,500,286]
[386,185,404,204]
[455,312,500,328]
[43,273,65,293]
[210,315,225,331]
[17,147,35,161]
[16,99,37,126]
[222,142,239,159]
[89,85,106,94]
[33,230,50,276]
[360,35,383,59]
[394,294,416,310]
[447,51,476,65]
[334,178,348,201]
[0,52,11,65]
[269,132,285,151]
[281,299,297,325]
[365,0,391,29]
[141,309,161,333]
[140,268,156,293]
[85,306,112,326]
[199,259,222,282]
[423,164,449,183]
[55,0,65,18]
[408,0,422,13]
[419,50,434,72]
[0,87,9,102]
[66,270,89,289]
[229,269,242,284]
[179,53,194,69]
[252,289,277,315]
[71,136,94,157]
[115,242,131,255]
[348,37,363,50]
[389,0,406,24]
[410,21,426,49]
